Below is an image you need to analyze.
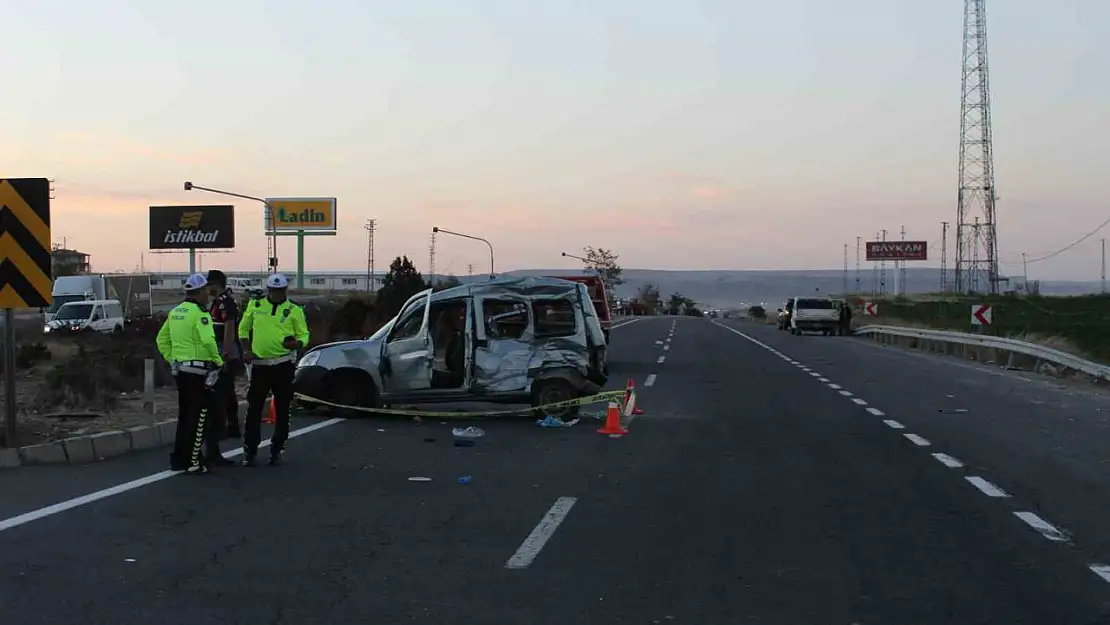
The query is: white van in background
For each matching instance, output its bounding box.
[43,300,125,335]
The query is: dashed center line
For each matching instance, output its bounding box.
[932,453,964,468]
[644,374,657,387]
[827,383,842,390]
[903,433,931,447]
[851,398,868,406]
[506,497,577,569]
[657,356,666,364]
[966,476,1009,497]
[817,377,830,383]
[865,407,885,417]
[1014,511,1067,542]
[663,344,670,351]
[838,390,853,397]
[883,419,905,429]
[1089,565,1110,583]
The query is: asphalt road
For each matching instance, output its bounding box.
[3,316,1110,623]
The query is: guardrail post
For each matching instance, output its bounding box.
[143,358,155,414]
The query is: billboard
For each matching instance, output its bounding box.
[264,197,337,234]
[149,205,235,250]
[865,240,928,261]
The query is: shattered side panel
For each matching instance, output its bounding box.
[472,337,592,393]
[313,337,386,387]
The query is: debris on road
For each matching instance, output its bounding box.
[536,416,579,428]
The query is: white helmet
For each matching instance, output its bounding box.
[266,273,289,289]
[183,273,208,292]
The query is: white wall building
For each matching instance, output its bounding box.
[150,271,385,292]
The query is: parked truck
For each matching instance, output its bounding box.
[43,274,152,323]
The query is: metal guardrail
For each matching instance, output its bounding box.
[854,324,1110,382]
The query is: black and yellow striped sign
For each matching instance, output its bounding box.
[0,178,52,309]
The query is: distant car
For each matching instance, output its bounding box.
[748,305,766,319]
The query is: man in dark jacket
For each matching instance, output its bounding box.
[206,270,244,453]
[838,300,853,336]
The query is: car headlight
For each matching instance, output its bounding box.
[297,351,320,368]
[43,325,51,333]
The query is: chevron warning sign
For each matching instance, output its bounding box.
[0,178,52,309]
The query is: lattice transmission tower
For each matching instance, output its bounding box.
[954,0,999,293]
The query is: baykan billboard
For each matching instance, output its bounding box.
[865,240,928,261]
[149,205,235,250]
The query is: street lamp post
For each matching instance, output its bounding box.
[561,251,598,273]
[184,181,280,280]
[432,227,495,278]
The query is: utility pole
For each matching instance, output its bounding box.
[871,231,879,298]
[1022,252,1028,291]
[955,0,999,294]
[364,219,376,292]
[941,221,949,292]
[468,263,474,277]
[899,225,907,296]
[854,237,861,294]
[429,230,437,284]
[842,244,848,294]
[1102,238,1107,294]
[880,229,888,296]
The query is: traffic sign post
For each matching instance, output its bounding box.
[971,303,992,326]
[0,178,53,447]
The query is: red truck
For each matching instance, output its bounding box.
[548,275,613,342]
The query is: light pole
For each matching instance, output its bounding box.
[432,227,495,278]
[184,181,279,279]
[561,251,598,274]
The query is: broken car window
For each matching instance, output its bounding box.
[532,299,576,338]
[482,300,528,340]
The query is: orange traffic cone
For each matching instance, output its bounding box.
[262,395,276,424]
[624,379,645,415]
[597,401,628,436]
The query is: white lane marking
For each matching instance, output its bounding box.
[827,383,842,390]
[966,476,1009,497]
[611,317,645,329]
[663,344,670,351]
[883,419,905,429]
[808,372,821,377]
[903,433,931,447]
[932,453,964,468]
[866,407,885,416]
[1014,511,1067,542]
[657,356,666,364]
[1089,565,1110,583]
[851,398,868,405]
[0,417,346,534]
[505,497,578,569]
[799,367,810,372]
[838,390,853,397]
[644,374,657,387]
[817,377,830,383]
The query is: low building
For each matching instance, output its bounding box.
[51,248,91,277]
[149,271,385,292]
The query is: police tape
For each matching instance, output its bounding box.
[292,389,628,418]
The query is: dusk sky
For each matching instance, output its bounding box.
[3,0,1107,280]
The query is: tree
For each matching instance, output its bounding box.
[635,282,662,313]
[433,275,462,291]
[666,292,701,316]
[377,256,430,318]
[581,246,624,292]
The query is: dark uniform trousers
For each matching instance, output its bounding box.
[206,360,241,443]
[171,371,216,469]
[244,361,295,456]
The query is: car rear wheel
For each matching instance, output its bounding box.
[531,379,580,421]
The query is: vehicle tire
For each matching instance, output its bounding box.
[531,378,581,421]
[113,325,123,333]
[325,370,377,418]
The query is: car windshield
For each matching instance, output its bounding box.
[55,304,93,321]
[796,298,834,309]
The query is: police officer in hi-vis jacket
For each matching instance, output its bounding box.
[238,273,310,466]
[156,273,224,474]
